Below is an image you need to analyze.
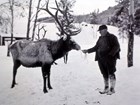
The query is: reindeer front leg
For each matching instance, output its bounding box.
[47,65,53,89]
[41,64,52,93]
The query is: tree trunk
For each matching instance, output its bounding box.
[127,31,134,67]
[26,0,32,40]
[31,0,41,41]
[7,0,14,57]
[10,1,14,44]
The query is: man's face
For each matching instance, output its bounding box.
[99,29,107,36]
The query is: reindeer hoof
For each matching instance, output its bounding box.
[48,85,53,89]
[49,86,53,89]
[43,89,48,93]
[11,83,18,88]
[11,85,15,88]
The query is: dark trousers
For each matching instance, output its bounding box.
[98,57,116,79]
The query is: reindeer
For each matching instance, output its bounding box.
[10,0,81,93]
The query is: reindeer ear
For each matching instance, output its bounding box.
[62,34,67,41]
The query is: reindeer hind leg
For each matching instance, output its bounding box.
[11,60,21,88]
[41,65,48,93]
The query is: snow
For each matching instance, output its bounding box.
[0,22,140,105]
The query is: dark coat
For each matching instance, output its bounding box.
[87,32,120,61]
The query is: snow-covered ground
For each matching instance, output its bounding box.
[0,22,140,105]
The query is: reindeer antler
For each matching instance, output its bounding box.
[40,0,81,36]
[54,0,81,36]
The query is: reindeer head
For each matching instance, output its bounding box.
[61,35,81,51]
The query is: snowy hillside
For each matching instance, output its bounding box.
[0,23,140,105]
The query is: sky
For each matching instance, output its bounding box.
[0,0,118,15]
[73,0,118,15]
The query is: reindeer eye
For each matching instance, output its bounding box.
[72,41,76,46]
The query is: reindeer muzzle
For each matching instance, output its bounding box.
[75,44,81,50]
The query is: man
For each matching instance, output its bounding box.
[82,25,120,95]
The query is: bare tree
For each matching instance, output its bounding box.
[0,0,29,35]
[0,0,29,56]
[7,0,14,56]
[9,0,14,44]
[0,2,11,34]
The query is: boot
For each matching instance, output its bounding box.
[99,79,109,94]
[107,75,116,95]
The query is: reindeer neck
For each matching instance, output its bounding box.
[51,38,70,61]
